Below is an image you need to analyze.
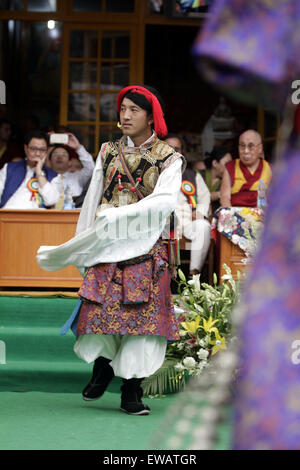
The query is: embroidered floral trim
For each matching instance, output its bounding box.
[211,206,264,257]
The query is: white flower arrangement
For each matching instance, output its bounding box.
[168,266,241,378]
[183,356,197,368]
[142,265,241,396]
[197,348,209,360]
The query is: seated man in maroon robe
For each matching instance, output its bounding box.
[220,129,272,207]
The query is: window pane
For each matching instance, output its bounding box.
[69,124,95,154]
[69,30,98,59]
[101,31,130,59]
[0,0,24,10]
[27,0,57,12]
[264,111,278,139]
[148,0,163,14]
[68,93,97,121]
[106,0,134,12]
[69,62,97,90]
[100,93,118,122]
[73,0,102,11]
[26,22,62,128]
[100,63,129,90]
[99,125,122,147]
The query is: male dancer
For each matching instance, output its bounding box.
[37,85,185,415]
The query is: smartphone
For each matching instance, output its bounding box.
[49,133,69,145]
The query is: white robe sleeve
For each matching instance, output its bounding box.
[75,145,95,186]
[0,164,8,201]
[36,157,183,273]
[195,172,210,219]
[38,180,60,206]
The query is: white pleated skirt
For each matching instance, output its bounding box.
[74,333,167,380]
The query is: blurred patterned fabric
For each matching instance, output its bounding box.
[193,0,300,449]
[192,0,300,110]
[232,146,300,449]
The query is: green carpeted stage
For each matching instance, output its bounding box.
[0,391,179,450]
[0,294,98,393]
[0,294,232,450]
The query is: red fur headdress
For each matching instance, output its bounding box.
[117,85,168,138]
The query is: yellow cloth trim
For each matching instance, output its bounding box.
[249,160,272,190]
[0,144,7,159]
[231,159,272,194]
[231,159,246,194]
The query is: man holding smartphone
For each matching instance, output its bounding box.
[48,132,95,203]
[0,130,59,209]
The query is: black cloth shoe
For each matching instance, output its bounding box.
[120,378,150,415]
[82,356,114,401]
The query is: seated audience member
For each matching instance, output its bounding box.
[45,125,74,167]
[197,148,232,213]
[0,130,59,209]
[165,134,211,277]
[48,133,95,207]
[194,159,206,171]
[220,129,272,207]
[163,133,183,153]
[0,119,24,169]
[69,157,83,173]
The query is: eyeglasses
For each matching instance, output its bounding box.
[238,143,261,152]
[28,146,47,154]
[52,153,69,158]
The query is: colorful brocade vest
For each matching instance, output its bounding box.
[226,158,272,207]
[97,135,181,212]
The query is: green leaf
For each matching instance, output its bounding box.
[178,269,186,282]
[142,358,186,396]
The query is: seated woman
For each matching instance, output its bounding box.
[220,130,272,207]
[194,147,232,213]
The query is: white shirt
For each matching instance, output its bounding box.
[0,163,60,209]
[127,133,154,147]
[52,146,95,197]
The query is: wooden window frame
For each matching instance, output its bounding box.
[257,106,281,151]
[0,0,141,19]
[60,22,139,155]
